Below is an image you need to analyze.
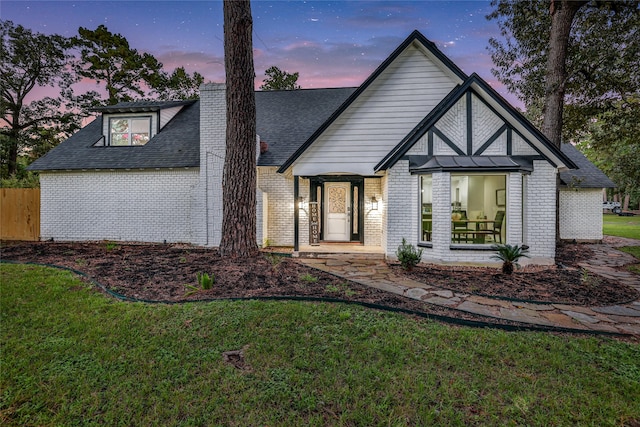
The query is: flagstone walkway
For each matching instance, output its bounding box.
[298,242,640,336]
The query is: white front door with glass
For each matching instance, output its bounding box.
[324,182,351,241]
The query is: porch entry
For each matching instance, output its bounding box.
[310,177,364,243]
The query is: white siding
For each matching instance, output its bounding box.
[40,169,199,243]
[292,43,458,176]
[559,188,603,241]
[160,106,183,128]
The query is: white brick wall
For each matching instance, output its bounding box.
[525,161,557,260]
[364,178,382,246]
[40,169,199,242]
[559,188,603,241]
[506,172,523,245]
[194,83,226,246]
[257,167,294,246]
[382,165,556,265]
[385,160,418,255]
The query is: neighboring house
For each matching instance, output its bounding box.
[29,31,614,265]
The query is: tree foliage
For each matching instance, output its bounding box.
[259,66,301,91]
[578,97,640,205]
[488,0,640,209]
[220,0,258,258]
[154,67,204,101]
[488,0,640,142]
[75,25,165,105]
[0,20,81,178]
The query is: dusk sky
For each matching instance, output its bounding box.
[2,0,521,106]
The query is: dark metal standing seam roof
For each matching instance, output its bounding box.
[407,155,534,173]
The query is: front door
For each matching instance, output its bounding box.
[324,182,351,241]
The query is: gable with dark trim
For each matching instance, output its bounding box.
[375,73,577,172]
[277,30,468,174]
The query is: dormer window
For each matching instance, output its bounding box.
[109,117,151,146]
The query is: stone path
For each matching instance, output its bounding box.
[298,244,640,336]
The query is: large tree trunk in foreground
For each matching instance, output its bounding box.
[542,0,586,147]
[543,0,586,243]
[220,0,258,258]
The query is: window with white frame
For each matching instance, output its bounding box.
[420,175,433,243]
[109,117,151,146]
[450,174,506,244]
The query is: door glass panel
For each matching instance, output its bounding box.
[352,186,358,234]
[329,187,346,213]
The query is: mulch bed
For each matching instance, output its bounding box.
[1,241,638,326]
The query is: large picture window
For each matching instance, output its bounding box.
[420,175,432,243]
[450,174,506,244]
[110,117,151,146]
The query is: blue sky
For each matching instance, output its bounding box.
[2,0,519,105]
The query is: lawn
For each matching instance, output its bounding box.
[603,213,640,240]
[2,264,639,426]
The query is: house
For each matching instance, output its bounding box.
[28,31,614,265]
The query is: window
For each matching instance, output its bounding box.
[109,117,151,146]
[450,174,506,244]
[420,175,433,243]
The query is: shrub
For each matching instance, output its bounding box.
[196,272,214,290]
[396,238,423,270]
[490,244,529,274]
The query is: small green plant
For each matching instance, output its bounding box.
[197,272,214,289]
[490,244,529,275]
[184,272,214,296]
[395,238,423,270]
[104,241,119,251]
[299,273,318,283]
[325,283,357,297]
[579,268,600,287]
[264,253,284,268]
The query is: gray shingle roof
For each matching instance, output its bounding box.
[28,89,612,190]
[560,143,615,188]
[256,88,356,166]
[92,100,196,113]
[29,88,356,171]
[29,101,201,170]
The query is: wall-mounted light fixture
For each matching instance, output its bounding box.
[370,196,379,211]
[298,196,306,209]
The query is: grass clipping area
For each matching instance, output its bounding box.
[2,264,639,426]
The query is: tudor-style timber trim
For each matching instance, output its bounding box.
[277,30,468,174]
[375,74,577,172]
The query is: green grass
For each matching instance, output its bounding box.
[619,246,640,274]
[603,213,640,240]
[2,264,639,426]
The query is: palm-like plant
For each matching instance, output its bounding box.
[490,244,529,274]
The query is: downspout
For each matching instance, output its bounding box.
[205,151,211,246]
[294,175,299,251]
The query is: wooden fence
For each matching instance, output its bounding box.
[1,188,40,241]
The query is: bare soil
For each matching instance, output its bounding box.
[1,241,638,323]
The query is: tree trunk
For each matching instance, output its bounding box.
[219,0,258,258]
[543,0,586,244]
[541,0,586,148]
